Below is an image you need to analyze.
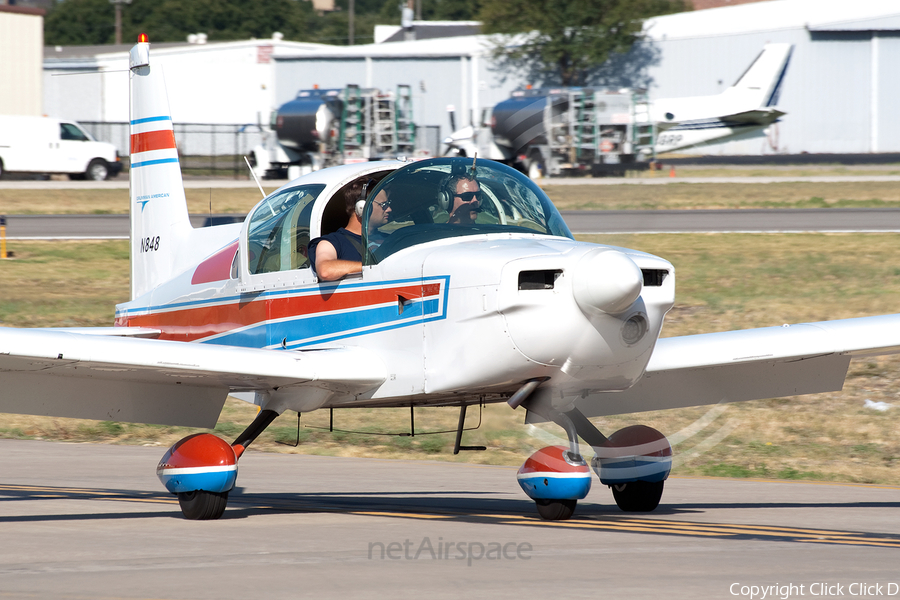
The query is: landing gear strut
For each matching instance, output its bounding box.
[514,398,592,521]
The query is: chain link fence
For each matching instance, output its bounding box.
[81,122,444,178]
[81,122,267,178]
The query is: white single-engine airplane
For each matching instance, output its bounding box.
[1,36,898,521]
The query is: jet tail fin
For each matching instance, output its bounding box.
[128,35,194,300]
[730,43,793,108]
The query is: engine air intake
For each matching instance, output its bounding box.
[519,269,562,290]
[642,269,668,287]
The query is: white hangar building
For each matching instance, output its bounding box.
[42,0,900,157]
[639,0,900,154]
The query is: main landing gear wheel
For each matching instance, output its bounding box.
[178,490,229,520]
[610,480,664,512]
[535,498,577,521]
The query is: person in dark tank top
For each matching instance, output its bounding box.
[308,178,392,281]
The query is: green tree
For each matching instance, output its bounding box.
[45,0,316,46]
[479,0,686,87]
[45,0,117,45]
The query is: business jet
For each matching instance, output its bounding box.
[0,36,895,521]
[651,43,792,153]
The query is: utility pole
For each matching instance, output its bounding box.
[110,0,132,45]
[348,0,355,45]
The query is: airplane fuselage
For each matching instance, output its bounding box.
[116,213,675,415]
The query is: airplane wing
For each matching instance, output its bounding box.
[0,328,386,428]
[573,314,900,418]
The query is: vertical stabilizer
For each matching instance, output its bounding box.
[730,43,794,108]
[129,35,194,300]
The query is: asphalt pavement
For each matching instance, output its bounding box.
[3,439,900,599]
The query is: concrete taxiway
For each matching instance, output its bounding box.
[1,438,899,599]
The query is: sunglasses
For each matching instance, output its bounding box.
[454,191,482,203]
[373,199,391,209]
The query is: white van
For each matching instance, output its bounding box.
[0,116,123,180]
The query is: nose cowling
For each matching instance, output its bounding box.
[572,249,643,315]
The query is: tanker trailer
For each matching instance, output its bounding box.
[250,85,419,180]
[446,88,653,178]
[250,88,343,179]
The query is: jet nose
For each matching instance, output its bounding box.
[572,249,643,315]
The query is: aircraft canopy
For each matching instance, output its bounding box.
[362,157,573,263]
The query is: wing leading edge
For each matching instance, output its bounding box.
[0,328,386,428]
[574,314,900,418]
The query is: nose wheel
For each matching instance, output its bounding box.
[178,489,229,520]
[535,498,577,521]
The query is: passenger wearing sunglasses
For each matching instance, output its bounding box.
[308,178,369,281]
[447,176,482,226]
[309,179,393,280]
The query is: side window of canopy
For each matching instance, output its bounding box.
[247,184,325,275]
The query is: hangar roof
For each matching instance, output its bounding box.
[645,0,900,39]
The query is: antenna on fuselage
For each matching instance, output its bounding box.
[244,155,275,216]
[244,156,267,200]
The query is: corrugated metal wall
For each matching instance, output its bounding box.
[0,10,43,116]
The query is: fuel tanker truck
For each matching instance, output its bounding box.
[444,87,656,178]
[250,84,425,179]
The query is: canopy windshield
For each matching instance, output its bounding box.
[361,157,573,263]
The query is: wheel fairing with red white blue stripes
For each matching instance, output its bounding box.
[157,433,238,494]
[593,425,672,485]
[517,446,591,501]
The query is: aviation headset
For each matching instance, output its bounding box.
[438,173,478,212]
[355,178,375,218]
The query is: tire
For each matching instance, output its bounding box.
[535,498,577,521]
[177,490,229,520]
[0,158,4,179]
[85,158,110,181]
[611,480,664,512]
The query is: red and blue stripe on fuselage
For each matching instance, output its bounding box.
[116,271,450,350]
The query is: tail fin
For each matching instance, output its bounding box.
[730,43,793,108]
[129,35,193,300]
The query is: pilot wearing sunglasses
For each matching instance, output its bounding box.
[369,188,392,230]
[446,175,482,226]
